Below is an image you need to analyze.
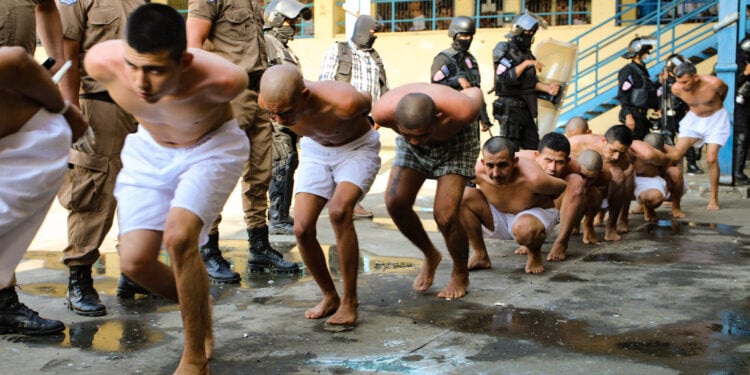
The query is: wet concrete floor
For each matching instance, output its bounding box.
[4,172,750,374]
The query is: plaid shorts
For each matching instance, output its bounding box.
[393,122,480,179]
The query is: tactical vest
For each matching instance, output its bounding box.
[334,42,387,92]
[438,47,481,90]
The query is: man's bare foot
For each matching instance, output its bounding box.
[437,272,469,299]
[305,295,340,320]
[707,200,720,211]
[525,251,544,274]
[604,227,621,241]
[175,360,210,375]
[671,208,686,218]
[582,226,599,244]
[593,212,606,226]
[616,220,629,234]
[629,204,644,214]
[643,207,658,222]
[514,245,529,255]
[547,242,567,262]
[413,251,442,291]
[468,251,491,270]
[325,300,358,326]
[571,225,580,235]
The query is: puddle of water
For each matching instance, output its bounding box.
[0,318,165,353]
[19,246,421,297]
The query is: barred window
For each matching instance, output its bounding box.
[523,0,591,26]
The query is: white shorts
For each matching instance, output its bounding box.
[634,175,667,201]
[295,128,381,200]
[115,120,249,246]
[678,108,730,147]
[482,204,560,240]
[0,109,70,286]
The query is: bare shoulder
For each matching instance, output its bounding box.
[187,48,247,100]
[84,40,124,82]
[702,74,725,86]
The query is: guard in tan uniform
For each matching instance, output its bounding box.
[0,0,64,68]
[187,0,299,284]
[57,0,144,316]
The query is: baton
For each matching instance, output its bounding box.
[52,60,73,84]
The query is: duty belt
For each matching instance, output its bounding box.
[497,97,527,108]
[79,91,114,103]
[247,70,265,92]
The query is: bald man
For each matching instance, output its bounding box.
[564,116,591,137]
[258,65,380,327]
[461,137,567,274]
[576,150,611,244]
[630,133,685,221]
[569,125,634,241]
[372,82,482,299]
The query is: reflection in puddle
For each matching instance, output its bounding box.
[19,244,422,297]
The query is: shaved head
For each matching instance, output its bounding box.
[395,93,436,131]
[565,116,589,137]
[577,149,602,174]
[260,64,305,105]
[643,133,665,151]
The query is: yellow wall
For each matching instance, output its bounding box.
[289,1,717,143]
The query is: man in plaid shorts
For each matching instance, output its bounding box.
[372,82,483,299]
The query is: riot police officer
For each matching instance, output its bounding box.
[617,36,659,141]
[491,11,558,150]
[263,0,311,234]
[734,37,750,185]
[430,16,490,130]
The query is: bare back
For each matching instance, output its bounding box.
[672,74,727,117]
[475,157,566,214]
[84,40,247,147]
[281,80,372,147]
[372,83,482,144]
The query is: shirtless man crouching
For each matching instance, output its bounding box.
[631,133,685,221]
[84,4,250,373]
[461,137,567,274]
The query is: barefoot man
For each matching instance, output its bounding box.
[258,65,381,326]
[569,125,634,241]
[461,137,566,274]
[372,83,482,298]
[668,60,729,210]
[576,150,612,244]
[631,133,686,221]
[515,132,586,262]
[84,4,250,373]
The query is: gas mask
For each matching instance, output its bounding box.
[513,32,535,51]
[452,35,473,52]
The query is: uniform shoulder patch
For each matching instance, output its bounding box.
[60,0,77,5]
[433,65,450,81]
[465,58,473,69]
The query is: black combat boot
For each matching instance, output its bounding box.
[685,147,704,175]
[67,265,106,317]
[734,133,750,185]
[268,206,294,235]
[0,286,65,335]
[200,233,241,284]
[116,274,154,298]
[247,226,299,272]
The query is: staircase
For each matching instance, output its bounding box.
[558,0,720,125]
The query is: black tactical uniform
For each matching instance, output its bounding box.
[734,37,750,185]
[617,37,659,141]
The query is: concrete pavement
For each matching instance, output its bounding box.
[4,152,750,374]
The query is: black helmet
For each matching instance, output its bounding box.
[448,16,475,39]
[623,37,656,59]
[264,0,312,30]
[665,54,688,75]
[505,12,540,39]
[740,37,750,61]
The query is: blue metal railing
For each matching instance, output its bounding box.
[559,0,720,124]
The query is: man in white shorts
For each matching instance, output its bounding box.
[0,47,87,335]
[631,133,685,221]
[259,65,380,328]
[83,4,249,374]
[461,137,566,274]
[668,60,729,211]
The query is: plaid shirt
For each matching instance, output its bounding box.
[319,40,386,102]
